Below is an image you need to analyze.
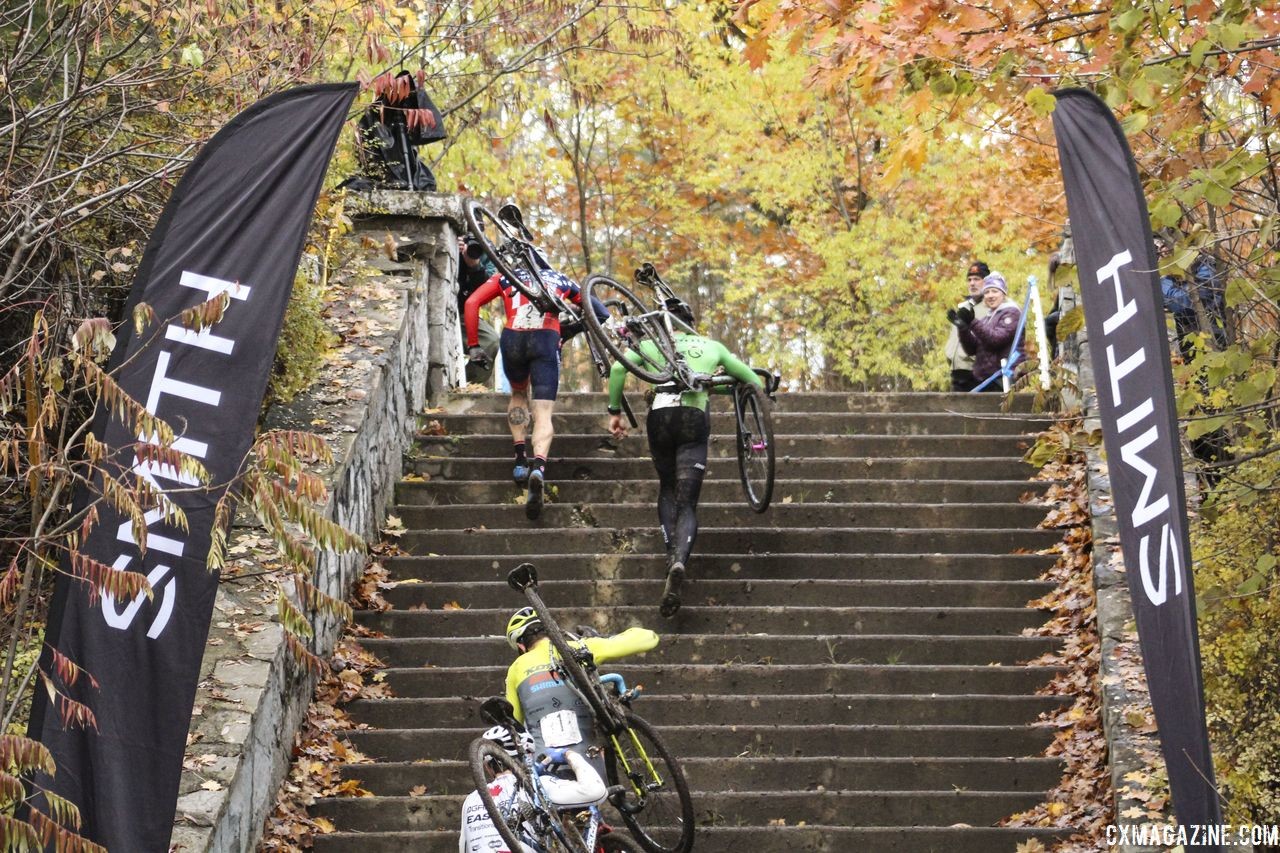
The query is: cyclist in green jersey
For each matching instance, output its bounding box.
[606,300,763,617]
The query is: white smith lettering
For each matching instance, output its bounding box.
[1094,251,1183,607]
[103,271,250,638]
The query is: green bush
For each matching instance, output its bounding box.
[266,266,334,407]
[1196,455,1280,825]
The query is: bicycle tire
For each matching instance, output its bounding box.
[469,738,585,853]
[464,199,551,309]
[601,833,645,852]
[604,712,694,853]
[734,382,775,512]
[582,274,675,384]
[538,605,623,732]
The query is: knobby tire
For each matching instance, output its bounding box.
[734,382,775,512]
[464,199,549,309]
[604,712,694,853]
[582,274,675,384]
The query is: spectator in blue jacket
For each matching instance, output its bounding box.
[1156,233,1227,358]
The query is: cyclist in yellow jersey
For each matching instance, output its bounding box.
[504,607,658,776]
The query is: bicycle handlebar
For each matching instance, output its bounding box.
[702,368,781,396]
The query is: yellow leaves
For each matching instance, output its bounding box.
[179,43,204,68]
[744,33,772,70]
[1025,87,1057,118]
[0,735,56,777]
[881,128,927,185]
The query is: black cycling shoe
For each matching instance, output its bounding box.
[659,562,685,618]
[525,469,544,520]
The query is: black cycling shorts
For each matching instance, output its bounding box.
[501,328,561,401]
[646,405,710,481]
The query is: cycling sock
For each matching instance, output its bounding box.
[513,442,526,465]
[532,455,546,475]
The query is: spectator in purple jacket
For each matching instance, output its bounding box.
[957,272,1023,391]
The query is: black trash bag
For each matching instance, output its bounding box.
[343,71,445,191]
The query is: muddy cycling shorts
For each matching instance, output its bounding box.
[501,328,561,401]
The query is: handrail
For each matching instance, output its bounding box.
[970,279,1035,393]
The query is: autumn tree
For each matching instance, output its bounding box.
[725,0,1280,827]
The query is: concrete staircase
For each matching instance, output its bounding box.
[310,391,1074,852]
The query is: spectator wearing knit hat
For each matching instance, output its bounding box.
[944,261,993,391]
[957,272,1024,392]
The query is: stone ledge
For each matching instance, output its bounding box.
[170,194,463,852]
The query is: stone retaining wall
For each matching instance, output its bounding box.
[169,192,465,853]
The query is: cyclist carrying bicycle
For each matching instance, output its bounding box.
[504,608,658,776]
[464,247,587,520]
[606,299,763,617]
[460,725,610,853]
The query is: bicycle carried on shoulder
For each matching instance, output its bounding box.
[469,696,642,853]
[584,263,779,512]
[464,198,639,427]
[504,562,695,853]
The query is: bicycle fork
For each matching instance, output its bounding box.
[608,728,665,808]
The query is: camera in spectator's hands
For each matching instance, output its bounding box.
[947,303,975,328]
[462,235,485,261]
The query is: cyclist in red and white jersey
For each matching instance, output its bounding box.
[464,258,586,520]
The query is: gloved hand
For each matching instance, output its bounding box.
[947,304,974,328]
[467,345,491,368]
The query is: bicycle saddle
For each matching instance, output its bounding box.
[508,562,540,591]
[498,203,532,239]
[480,695,517,726]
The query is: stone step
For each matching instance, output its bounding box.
[381,553,1058,583]
[394,501,1049,531]
[354,605,1046,638]
[312,825,1071,853]
[380,663,1062,698]
[344,694,1070,730]
[423,410,1053,436]
[411,455,1036,482]
[345,724,1058,763]
[340,755,1066,796]
[396,526,1062,555]
[397,477,1052,506]
[416,433,1036,458]
[440,391,1041,415]
[356,633,1061,668]
[311,789,1052,831]
[381,578,1054,610]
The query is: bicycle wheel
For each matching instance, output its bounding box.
[583,274,675,384]
[464,199,549,308]
[734,382,775,513]
[602,832,645,852]
[604,712,694,853]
